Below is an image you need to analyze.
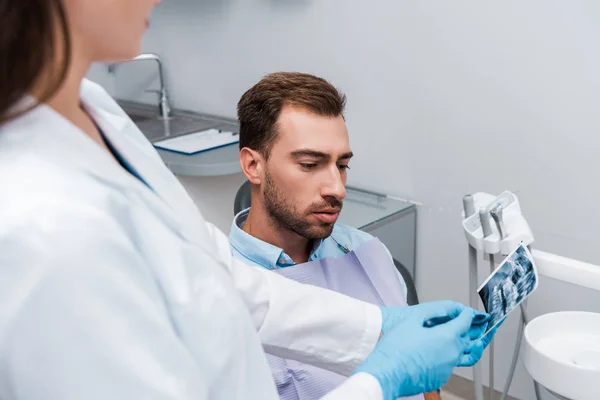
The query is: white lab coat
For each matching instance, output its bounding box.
[0,80,383,400]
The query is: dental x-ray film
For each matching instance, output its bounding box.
[478,244,539,335]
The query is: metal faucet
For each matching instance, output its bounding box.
[108,53,171,120]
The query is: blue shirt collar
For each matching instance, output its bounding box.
[229,208,325,270]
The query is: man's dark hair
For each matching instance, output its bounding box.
[237,72,347,158]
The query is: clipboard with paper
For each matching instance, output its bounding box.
[153,128,239,155]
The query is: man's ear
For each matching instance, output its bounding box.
[239,147,264,185]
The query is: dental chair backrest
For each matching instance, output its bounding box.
[234,180,252,216]
[232,180,419,305]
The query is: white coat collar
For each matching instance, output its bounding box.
[77,80,213,245]
[4,79,213,249]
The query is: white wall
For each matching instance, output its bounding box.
[91,1,600,398]
[177,173,247,233]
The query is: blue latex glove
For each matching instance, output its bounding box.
[354,301,475,400]
[379,300,473,334]
[458,317,504,367]
[465,312,490,341]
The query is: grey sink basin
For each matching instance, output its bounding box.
[129,114,154,124]
[115,100,241,177]
[117,100,239,142]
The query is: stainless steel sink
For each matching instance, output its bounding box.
[117,100,239,142]
[129,114,154,124]
[108,55,241,177]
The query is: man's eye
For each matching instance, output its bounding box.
[300,163,317,169]
[338,165,350,170]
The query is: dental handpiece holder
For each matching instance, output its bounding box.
[462,190,540,400]
[462,191,534,256]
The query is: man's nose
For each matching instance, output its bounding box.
[321,167,347,201]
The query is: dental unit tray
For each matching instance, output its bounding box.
[462,191,534,256]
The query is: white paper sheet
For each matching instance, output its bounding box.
[153,129,239,155]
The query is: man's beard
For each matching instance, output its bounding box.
[263,170,342,240]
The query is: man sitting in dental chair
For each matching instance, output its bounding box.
[228,72,440,400]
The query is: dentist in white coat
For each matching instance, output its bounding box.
[0,1,494,400]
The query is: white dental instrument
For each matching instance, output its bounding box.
[463,195,484,400]
[462,191,542,400]
[479,208,496,400]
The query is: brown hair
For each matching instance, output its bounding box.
[237,72,347,158]
[0,0,71,124]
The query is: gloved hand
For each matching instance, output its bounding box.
[458,317,504,367]
[379,302,494,368]
[379,300,473,334]
[354,301,476,400]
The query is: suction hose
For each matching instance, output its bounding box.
[499,248,543,400]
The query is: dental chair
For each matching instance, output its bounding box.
[233,181,420,306]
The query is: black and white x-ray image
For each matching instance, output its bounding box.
[478,244,539,334]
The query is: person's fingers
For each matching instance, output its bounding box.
[494,317,506,329]
[463,341,475,354]
[468,322,488,340]
[421,300,466,320]
[481,326,499,346]
[472,312,490,325]
[458,317,505,368]
[458,341,485,367]
[444,307,475,337]
[457,352,476,367]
